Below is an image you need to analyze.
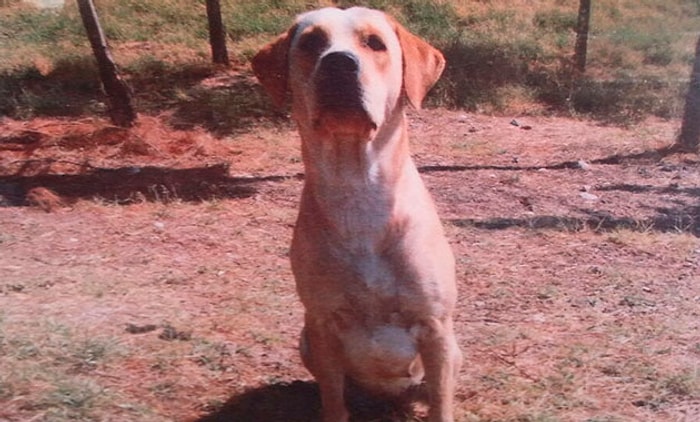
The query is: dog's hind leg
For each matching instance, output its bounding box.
[416,317,461,422]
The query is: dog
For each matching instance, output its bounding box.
[252,7,461,422]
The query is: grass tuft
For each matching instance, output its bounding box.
[533,9,578,33]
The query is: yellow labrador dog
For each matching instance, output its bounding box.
[252,7,461,422]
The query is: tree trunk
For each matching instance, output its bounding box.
[77,0,136,127]
[678,35,700,152]
[206,0,229,65]
[574,0,592,74]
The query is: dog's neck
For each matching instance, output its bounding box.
[299,108,411,193]
[296,107,422,243]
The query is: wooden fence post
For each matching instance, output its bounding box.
[206,0,229,65]
[678,34,700,152]
[574,0,592,74]
[77,0,136,127]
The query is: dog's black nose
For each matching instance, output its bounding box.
[318,51,359,75]
[316,51,363,111]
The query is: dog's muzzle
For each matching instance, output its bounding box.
[312,51,378,137]
[315,51,363,111]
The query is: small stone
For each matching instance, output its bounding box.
[126,323,158,334]
[577,159,592,170]
[579,192,598,201]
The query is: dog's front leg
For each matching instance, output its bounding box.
[417,317,461,422]
[301,316,349,422]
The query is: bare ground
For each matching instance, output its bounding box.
[0,109,699,421]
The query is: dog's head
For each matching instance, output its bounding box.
[252,7,445,139]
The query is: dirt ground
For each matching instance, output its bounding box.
[0,107,699,421]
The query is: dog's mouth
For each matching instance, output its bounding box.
[311,51,378,139]
[313,109,378,139]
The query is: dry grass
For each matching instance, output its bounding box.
[448,226,699,421]
[1,109,699,421]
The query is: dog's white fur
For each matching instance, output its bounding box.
[253,7,461,422]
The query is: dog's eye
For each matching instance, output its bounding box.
[298,30,328,54]
[365,34,386,52]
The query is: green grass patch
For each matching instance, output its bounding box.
[227,0,304,38]
[0,313,130,420]
[0,0,698,124]
[36,379,103,413]
[534,9,578,33]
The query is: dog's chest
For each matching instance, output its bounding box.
[342,240,400,296]
[295,199,418,305]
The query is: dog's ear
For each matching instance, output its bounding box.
[391,19,445,109]
[252,26,297,109]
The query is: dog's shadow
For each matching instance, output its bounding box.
[195,380,418,422]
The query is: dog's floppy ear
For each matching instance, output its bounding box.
[252,26,297,109]
[391,19,445,109]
